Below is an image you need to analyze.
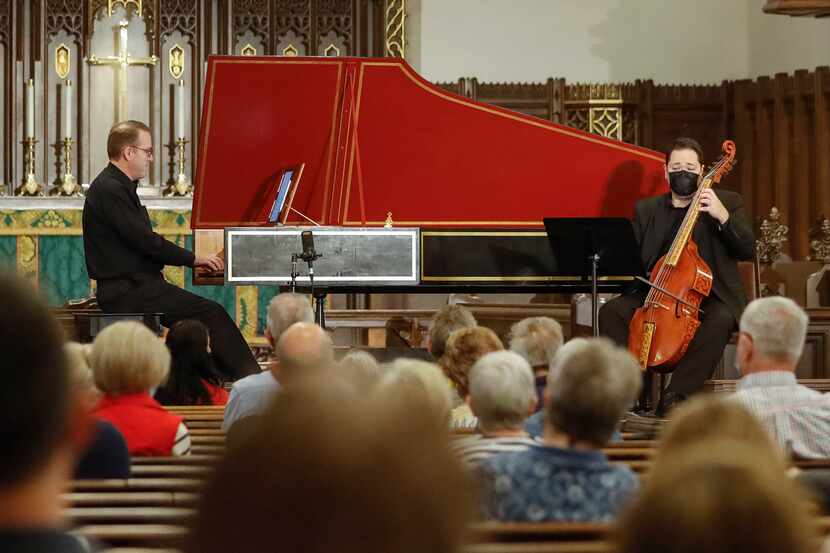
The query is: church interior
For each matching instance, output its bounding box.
[0,0,830,551]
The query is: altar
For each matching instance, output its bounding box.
[0,197,277,340]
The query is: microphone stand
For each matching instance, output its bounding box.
[289,253,300,293]
[301,252,324,327]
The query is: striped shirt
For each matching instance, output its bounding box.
[450,435,537,468]
[731,371,830,459]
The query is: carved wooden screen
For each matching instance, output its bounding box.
[0,0,10,185]
[228,0,385,58]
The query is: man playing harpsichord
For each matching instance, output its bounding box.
[599,137,756,415]
[82,120,259,380]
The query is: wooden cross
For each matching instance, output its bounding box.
[87,19,158,121]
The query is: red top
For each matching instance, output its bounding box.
[92,393,182,456]
[203,380,229,406]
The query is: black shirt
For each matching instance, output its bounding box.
[632,190,756,321]
[82,163,195,280]
[652,199,690,271]
[74,420,131,480]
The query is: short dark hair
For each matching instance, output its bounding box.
[107,120,150,160]
[665,137,704,165]
[0,273,70,490]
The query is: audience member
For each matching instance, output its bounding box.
[509,316,563,410]
[154,320,228,406]
[428,304,477,359]
[337,349,382,393]
[441,326,504,429]
[731,296,830,458]
[374,358,455,429]
[616,441,815,553]
[450,351,537,468]
[658,394,786,470]
[0,274,91,552]
[523,338,623,443]
[225,322,333,445]
[186,377,473,553]
[222,293,314,430]
[65,342,130,480]
[480,338,641,522]
[90,321,191,456]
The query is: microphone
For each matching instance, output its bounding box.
[301,230,317,262]
[299,231,323,274]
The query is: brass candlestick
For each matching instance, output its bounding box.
[50,138,82,196]
[163,138,192,197]
[15,138,43,196]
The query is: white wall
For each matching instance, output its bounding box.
[747,4,830,77]
[415,0,829,84]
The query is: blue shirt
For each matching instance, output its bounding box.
[222,371,280,431]
[480,444,638,522]
[524,412,622,443]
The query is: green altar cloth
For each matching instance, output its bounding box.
[0,203,276,339]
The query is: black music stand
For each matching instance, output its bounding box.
[543,218,645,336]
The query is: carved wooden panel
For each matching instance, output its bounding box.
[273,0,309,55]
[435,78,565,124]
[159,0,197,42]
[0,0,9,45]
[230,0,357,57]
[232,0,269,47]
[316,0,351,55]
[46,0,84,40]
[87,0,157,46]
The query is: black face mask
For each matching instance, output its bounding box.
[668,170,699,197]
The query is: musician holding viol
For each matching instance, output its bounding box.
[599,138,756,415]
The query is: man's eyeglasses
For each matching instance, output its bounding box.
[130,145,154,158]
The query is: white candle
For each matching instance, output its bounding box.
[63,80,72,139]
[176,79,185,139]
[25,79,34,138]
[119,20,128,60]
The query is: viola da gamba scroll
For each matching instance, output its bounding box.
[628,140,737,372]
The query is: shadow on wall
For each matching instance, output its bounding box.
[588,0,750,84]
[601,160,665,219]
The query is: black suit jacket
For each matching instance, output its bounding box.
[632,190,756,323]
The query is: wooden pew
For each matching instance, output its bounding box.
[73,524,187,548]
[129,465,214,478]
[102,549,182,553]
[66,506,195,525]
[462,543,610,552]
[131,455,219,466]
[101,549,181,553]
[69,478,204,493]
[63,492,198,508]
[463,517,830,553]
[191,445,225,455]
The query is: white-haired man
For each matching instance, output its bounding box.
[522,340,623,442]
[450,351,538,468]
[481,338,641,522]
[732,296,829,459]
[509,317,563,411]
[222,293,314,430]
